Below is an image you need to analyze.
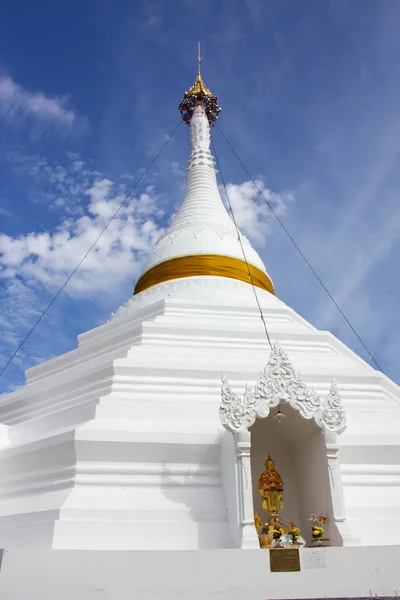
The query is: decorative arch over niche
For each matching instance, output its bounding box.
[220,343,346,435]
[218,343,360,549]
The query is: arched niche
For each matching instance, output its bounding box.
[250,404,337,544]
[219,343,360,549]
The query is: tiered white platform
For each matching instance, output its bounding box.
[0,282,399,550]
[1,547,400,599]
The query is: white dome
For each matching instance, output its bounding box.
[140,106,269,277]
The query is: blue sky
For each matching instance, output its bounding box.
[0,0,400,392]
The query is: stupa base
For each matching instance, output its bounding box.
[0,546,399,599]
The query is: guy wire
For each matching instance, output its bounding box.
[0,120,183,379]
[211,137,273,351]
[216,123,384,373]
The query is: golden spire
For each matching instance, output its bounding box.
[187,42,213,98]
[198,41,202,75]
[178,42,221,126]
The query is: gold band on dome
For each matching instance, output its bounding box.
[134,254,275,296]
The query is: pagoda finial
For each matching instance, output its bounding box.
[198,41,203,75]
[178,44,221,126]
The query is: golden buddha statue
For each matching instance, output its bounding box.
[258,453,284,522]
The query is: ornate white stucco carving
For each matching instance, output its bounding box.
[219,342,346,434]
[153,223,251,249]
[138,104,269,275]
[221,377,256,432]
[190,104,211,151]
[315,377,346,434]
[111,276,281,321]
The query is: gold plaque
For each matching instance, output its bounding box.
[269,548,300,572]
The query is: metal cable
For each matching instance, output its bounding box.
[211,137,273,350]
[216,123,384,372]
[0,120,182,379]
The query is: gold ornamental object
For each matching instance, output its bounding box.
[134,254,275,296]
[178,43,221,126]
[258,453,284,524]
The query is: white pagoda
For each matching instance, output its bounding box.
[0,62,400,599]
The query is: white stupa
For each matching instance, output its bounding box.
[0,61,400,599]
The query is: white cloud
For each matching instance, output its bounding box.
[0,158,167,388]
[295,115,400,345]
[316,217,400,329]
[221,180,294,245]
[3,150,99,215]
[0,75,82,132]
[0,176,164,297]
